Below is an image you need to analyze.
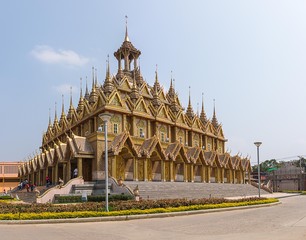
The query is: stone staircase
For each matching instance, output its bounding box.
[11,186,51,203]
[124,181,270,200]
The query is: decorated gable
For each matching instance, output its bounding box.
[119,77,132,91]
[109,92,124,107]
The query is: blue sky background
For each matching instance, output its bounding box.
[1,1,306,165]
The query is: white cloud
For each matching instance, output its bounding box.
[31,45,89,66]
[54,84,78,95]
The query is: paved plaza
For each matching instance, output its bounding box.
[1,194,306,240]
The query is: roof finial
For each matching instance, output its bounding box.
[155,64,158,82]
[95,68,98,87]
[92,66,95,90]
[212,98,219,129]
[186,86,194,118]
[80,77,83,98]
[125,15,130,42]
[61,94,65,114]
[106,54,110,79]
[54,101,58,123]
[70,86,73,107]
[85,77,89,100]
[197,102,199,117]
[153,64,161,92]
[200,92,208,124]
[48,108,52,127]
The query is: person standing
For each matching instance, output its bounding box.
[73,168,78,178]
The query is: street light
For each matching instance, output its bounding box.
[254,142,262,198]
[99,112,113,212]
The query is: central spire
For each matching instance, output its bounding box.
[125,15,130,42]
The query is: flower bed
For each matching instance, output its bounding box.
[0,197,278,220]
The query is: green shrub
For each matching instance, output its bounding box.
[0,198,278,220]
[0,195,14,200]
[57,195,82,203]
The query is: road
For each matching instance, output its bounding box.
[1,195,306,240]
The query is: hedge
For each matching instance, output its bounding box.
[0,198,278,220]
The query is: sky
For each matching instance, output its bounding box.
[1,0,306,165]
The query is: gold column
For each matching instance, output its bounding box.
[111,156,117,179]
[144,158,148,181]
[133,157,138,181]
[190,164,194,182]
[170,161,174,182]
[54,163,58,184]
[67,161,71,181]
[147,120,151,138]
[233,170,236,184]
[221,168,225,183]
[77,157,83,177]
[31,173,34,185]
[43,169,47,185]
[207,166,211,183]
[201,165,205,183]
[161,160,165,182]
[62,163,67,183]
[183,163,187,182]
[51,167,55,184]
[37,170,41,186]
[248,171,251,184]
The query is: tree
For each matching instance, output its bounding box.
[252,159,281,173]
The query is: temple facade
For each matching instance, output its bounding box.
[18,26,251,186]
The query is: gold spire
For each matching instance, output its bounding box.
[153,64,161,92]
[130,73,139,103]
[103,55,114,96]
[77,78,85,113]
[211,99,219,129]
[48,108,52,128]
[60,94,66,120]
[91,66,95,90]
[54,101,58,124]
[80,77,83,99]
[200,93,208,124]
[125,15,130,42]
[85,77,89,100]
[69,86,73,109]
[95,68,98,87]
[186,86,194,118]
[168,71,176,99]
[67,86,74,121]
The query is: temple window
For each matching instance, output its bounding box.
[161,132,165,142]
[179,137,183,144]
[208,143,212,151]
[140,128,144,138]
[114,123,118,134]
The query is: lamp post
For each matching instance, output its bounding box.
[99,112,113,212]
[254,142,262,198]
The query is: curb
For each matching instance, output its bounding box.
[0,201,281,225]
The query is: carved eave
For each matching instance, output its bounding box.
[186,147,202,164]
[218,152,231,168]
[165,142,189,163]
[175,111,190,129]
[157,89,170,104]
[204,151,217,166]
[230,155,240,170]
[155,105,173,124]
[109,131,139,157]
[67,133,94,158]
[191,117,205,134]
[204,122,218,138]
[117,76,132,92]
[139,83,153,99]
[138,135,166,160]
